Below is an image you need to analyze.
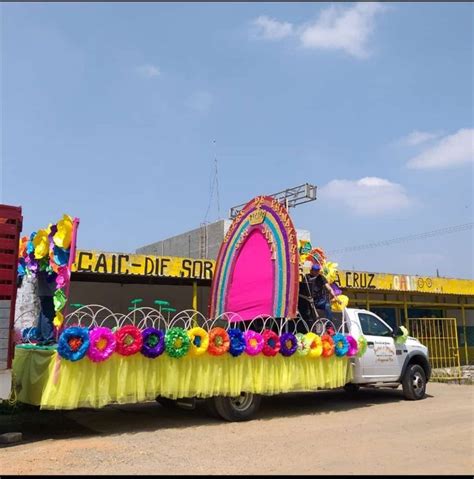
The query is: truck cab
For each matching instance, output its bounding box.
[342,308,431,400]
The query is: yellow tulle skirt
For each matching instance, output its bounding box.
[13,346,352,410]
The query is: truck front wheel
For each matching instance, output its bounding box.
[402,364,427,400]
[212,392,261,422]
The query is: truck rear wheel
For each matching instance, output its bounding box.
[212,392,261,422]
[343,383,360,395]
[402,364,426,400]
[156,396,177,408]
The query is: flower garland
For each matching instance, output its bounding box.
[295,332,311,356]
[87,327,116,362]
[115,325,143,356]
[395,326,409,344]
[262,329,280,357]
[227,328,246,357]
[187,327,209,356]
[279,332,298,357]
[321,334,335,358]
[305,332,323,358]
[165,327,190,358]
[244,330,264,356]
[141,328,165,359]
[345,335,358,357]
[208,327,230,356]
[333,333,349,357]
[357,335,368,357]
[58,327,90,361]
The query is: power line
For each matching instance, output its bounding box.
[327,223,473,255]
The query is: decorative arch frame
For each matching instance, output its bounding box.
[209,196,299,319]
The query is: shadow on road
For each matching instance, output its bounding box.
[0,387,433,447]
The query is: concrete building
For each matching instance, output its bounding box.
[136,219,310,260]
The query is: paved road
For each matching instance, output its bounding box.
[1,383,473,475]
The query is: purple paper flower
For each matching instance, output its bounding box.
[279,332,298,357]
[141,328,165,358]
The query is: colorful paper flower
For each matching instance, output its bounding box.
[53,311,64,328]
[58,327,90,361]
[53,246,70,266]
[279,332,298,357]
[333,333,349,357]
[19,236,28,258]
[165,327,190,358]
[305,332,323,358]
[357,335,368,357]
[295,332,311,356]
[331,294,349,312]
[87,327,116,362]
[208,327,230,356]
[346,335,358,357]
[141,328,165,358]
[395,326,409,344]
[244,330,264,356]
[115,325,143,356]
[53,215,73,249]
[33,229,50,260]
[55,266,70,289]
[321,334,335,357]
[53,288,67,312]
[17,258,26,277]
[187,327,209,356]
[262,329,280,357]
[227,328,246,357]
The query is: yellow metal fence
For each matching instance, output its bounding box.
[408,317,462,381]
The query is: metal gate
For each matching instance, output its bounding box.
[408,317,462,382]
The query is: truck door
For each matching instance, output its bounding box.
[356,312,400,381]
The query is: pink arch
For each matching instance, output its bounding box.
[225,229,274,321]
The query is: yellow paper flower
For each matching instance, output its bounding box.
[187,327,209,356]
[323,261,339,284]
[53,214,73,249]
[53,311,64,328]
[305,332,323,358]
[331,294,349,312]
[33,229,50,259]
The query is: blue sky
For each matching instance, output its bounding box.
[1,2,473,278]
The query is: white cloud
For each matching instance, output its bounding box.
[399,130,442,146]
[406,128,474,169]
[321,177,412,215]
[136,64,161,78]
[252,15,293,40]
[298,2,386,58]
[251,3,386,58]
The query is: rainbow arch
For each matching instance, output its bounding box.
[209,196,299,320]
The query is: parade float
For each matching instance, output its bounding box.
[12,196,368,418]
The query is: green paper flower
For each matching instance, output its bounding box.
[54,288,67,312]
[165,327,190,359]
[357,335,368,357]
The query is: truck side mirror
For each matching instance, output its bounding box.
[394,326,403,337]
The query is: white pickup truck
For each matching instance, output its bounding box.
[158,308,431,421]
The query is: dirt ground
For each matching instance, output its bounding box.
[1,382,473,475]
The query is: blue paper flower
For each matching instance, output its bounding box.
[58,327,90,361]
[53,246,70,266]
[18,258,26,277]
[228,328,246,357]
[333,333,349,357]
